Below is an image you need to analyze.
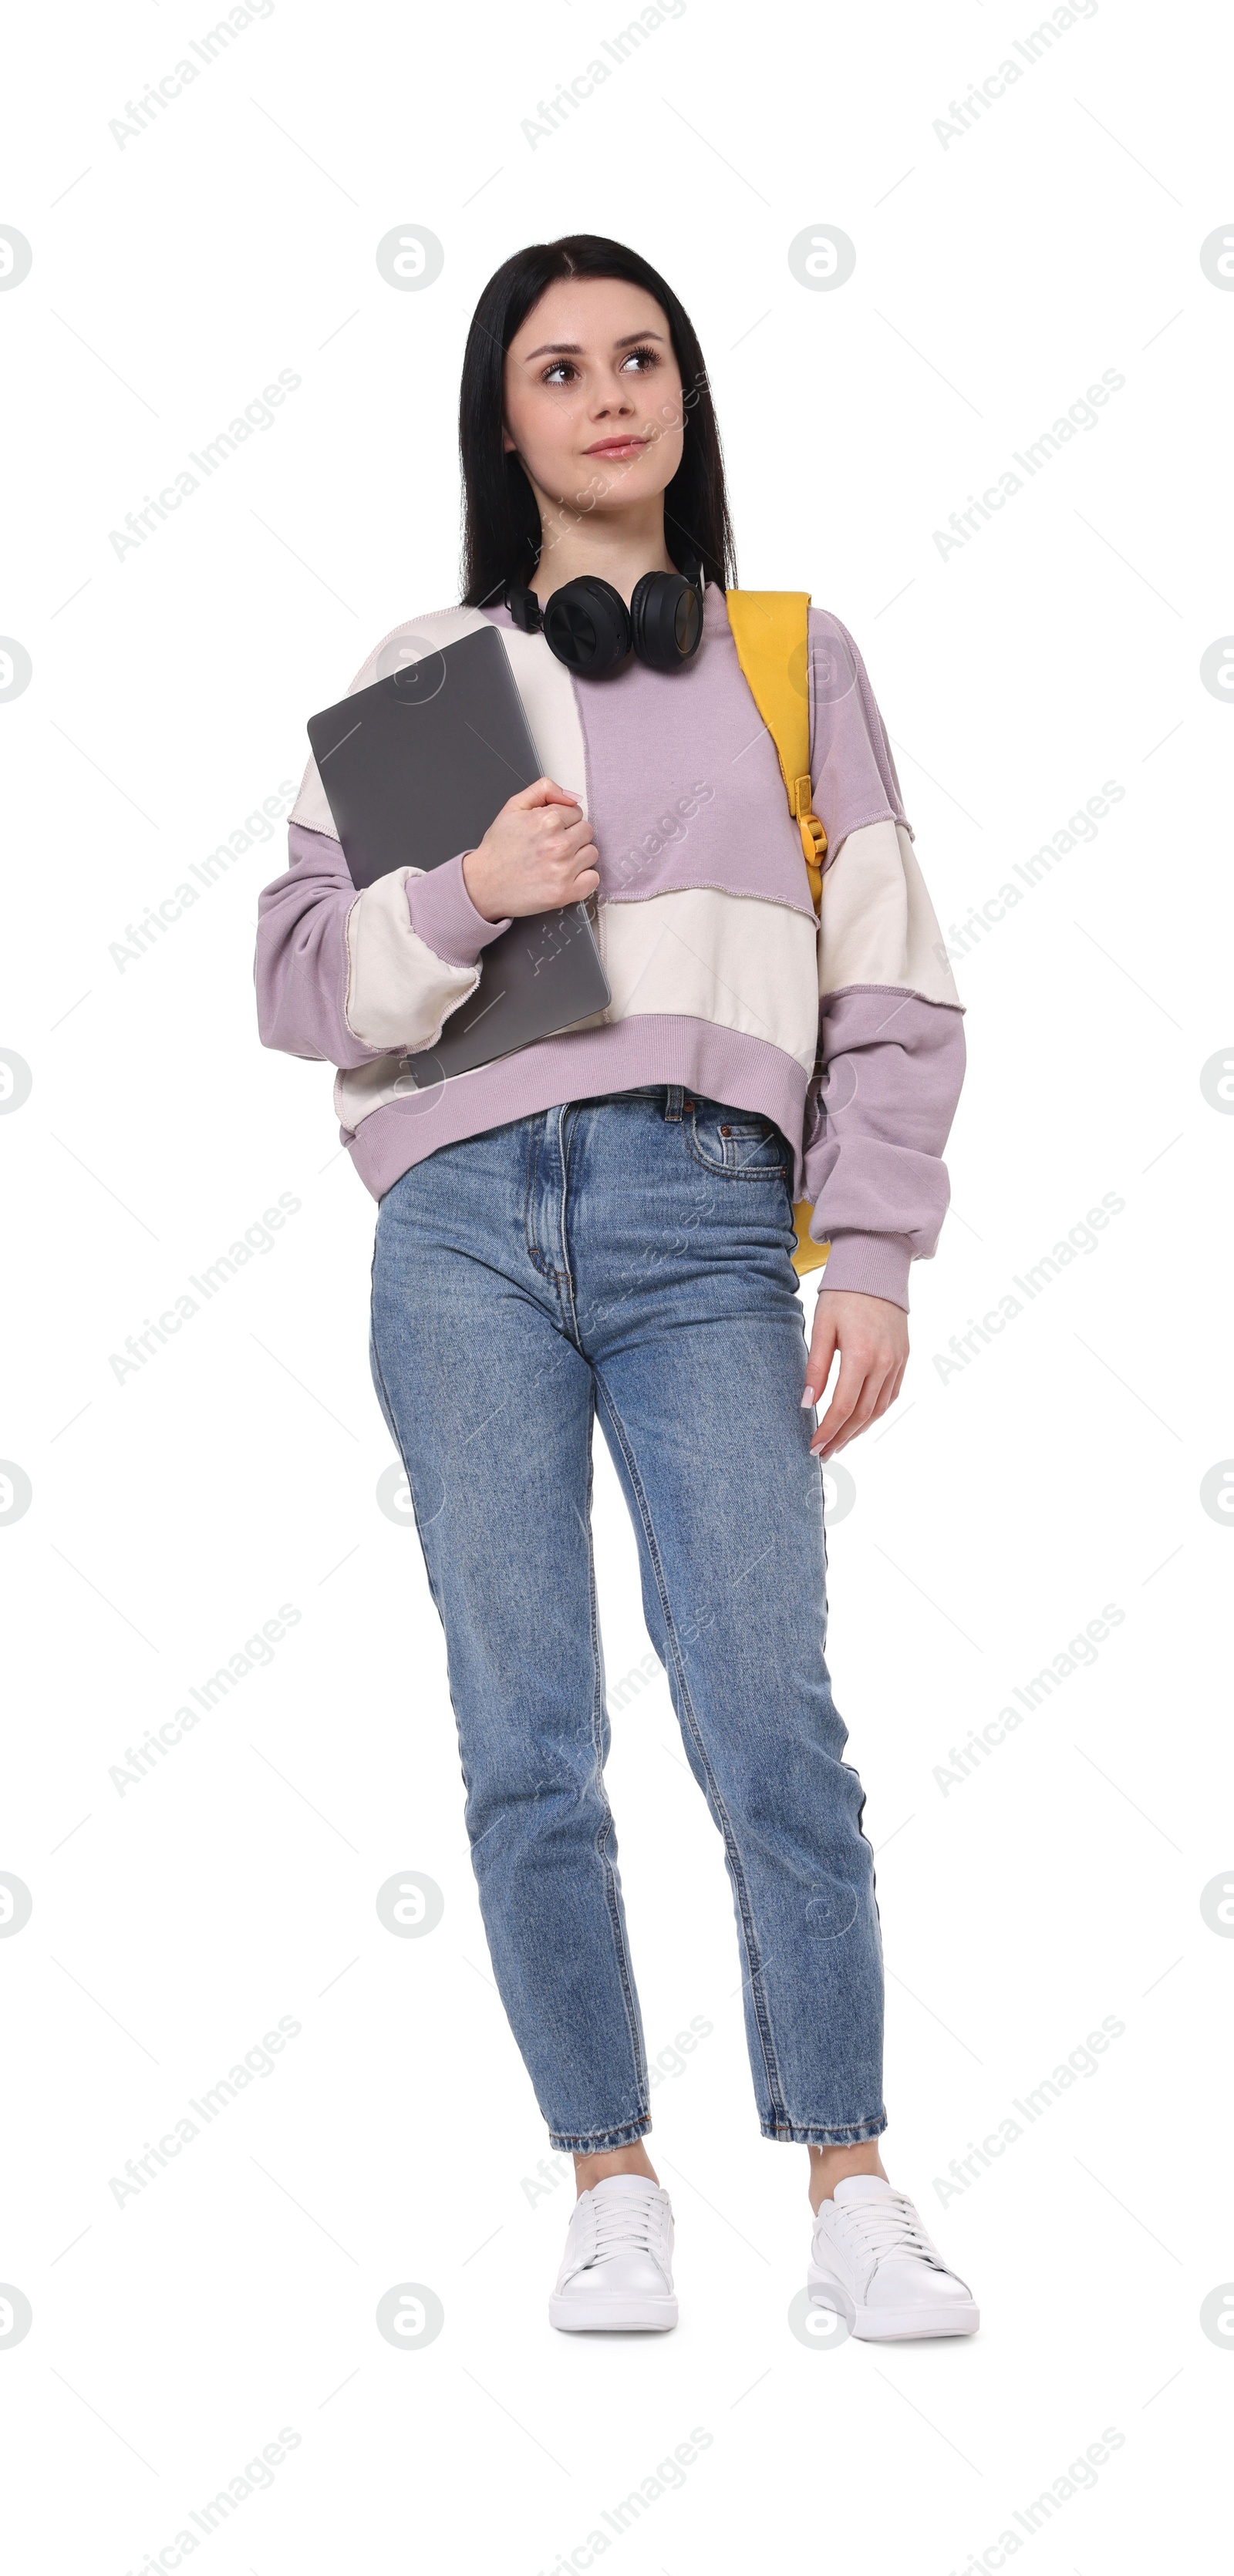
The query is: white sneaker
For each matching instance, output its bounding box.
[808,2175,979,2341]
[548,2174,678,2332]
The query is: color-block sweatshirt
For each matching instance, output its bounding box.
[255,580,965,1310]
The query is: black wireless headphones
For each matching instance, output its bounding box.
[505,558,706,677]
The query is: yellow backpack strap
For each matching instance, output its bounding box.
[724,590,827,913]
[724,588,830,1282]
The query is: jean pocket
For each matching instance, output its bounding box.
[683,1096,789,1180]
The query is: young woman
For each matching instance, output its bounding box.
[256,235,976,2342]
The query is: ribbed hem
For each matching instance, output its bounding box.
[815,1231,913,1311]
[344,1015,812,1203]
[406,851,511,970]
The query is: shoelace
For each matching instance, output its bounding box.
[586,2187,663,2266]
[827,2190,947,2280]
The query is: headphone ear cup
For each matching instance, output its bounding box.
[541,576,632,675]
[629,571,705,671]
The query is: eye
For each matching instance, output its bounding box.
[541,359,578,386]
[620,345,661,373]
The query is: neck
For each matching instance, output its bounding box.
[528,492,677,608]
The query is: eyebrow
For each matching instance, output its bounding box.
[519,330,666,362]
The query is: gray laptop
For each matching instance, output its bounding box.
[306,623,609,1081]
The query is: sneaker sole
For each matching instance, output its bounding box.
[807,2269,978,2342]
[548,2291,678,2333]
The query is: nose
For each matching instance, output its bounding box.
[592,371,635,416]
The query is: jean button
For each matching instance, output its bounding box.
[720,1123,731,1136]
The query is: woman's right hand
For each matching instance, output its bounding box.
[461,778,600,922]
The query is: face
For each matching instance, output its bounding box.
[502,276,686,524]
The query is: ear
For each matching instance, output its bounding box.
[501,429,517,454]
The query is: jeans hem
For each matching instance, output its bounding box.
[547,2116,652,2153]
[760,2113,888,2146]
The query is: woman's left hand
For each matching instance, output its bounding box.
[803,1291,909,1460]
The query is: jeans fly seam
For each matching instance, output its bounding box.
[555,1103,584,1349]
[594,1378,790,2130]
[522,1113,544,1274]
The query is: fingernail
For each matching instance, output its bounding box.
[801,1386,814,1408]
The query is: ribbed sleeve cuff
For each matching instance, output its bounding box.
[818,1231,914,1311]
[406,853,511,970]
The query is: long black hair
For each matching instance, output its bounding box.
[459,234,736,607]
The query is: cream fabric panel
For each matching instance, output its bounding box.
[335,1054,416,1131]
[343,867,479,1053]
[494,626,588,805]
[818,819,960,1006]
[602,887,820,1072]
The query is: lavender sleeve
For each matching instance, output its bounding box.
[254,823,510,1068]
[801,994,966,1306]
[801,611,966,1311]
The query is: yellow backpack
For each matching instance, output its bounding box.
[725,590,830,1279]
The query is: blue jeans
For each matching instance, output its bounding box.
[369,1086,886,2150]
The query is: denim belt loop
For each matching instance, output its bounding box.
[663,1086,683,1124]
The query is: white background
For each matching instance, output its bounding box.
[2,0,1231,2568]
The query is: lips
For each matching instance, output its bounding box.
[585,436,649,456]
